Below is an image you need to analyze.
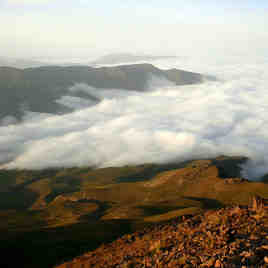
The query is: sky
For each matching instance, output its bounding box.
[1,0,268,60]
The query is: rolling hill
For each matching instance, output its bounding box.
[0,64,206,122]
[0,156,268,267]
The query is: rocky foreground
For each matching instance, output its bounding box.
[56,197,268,268]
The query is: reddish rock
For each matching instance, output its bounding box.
[55,198,268,268]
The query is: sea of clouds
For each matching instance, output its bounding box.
[0,52,268,179]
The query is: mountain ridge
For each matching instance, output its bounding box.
[0,63,207,122]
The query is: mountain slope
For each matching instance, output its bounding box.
[0,64,206,121]
[56,198,268,268]
[0,156,268,268]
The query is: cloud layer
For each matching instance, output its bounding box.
[0,55,268,180]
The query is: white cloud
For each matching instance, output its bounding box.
[56,95,97,110]
[0,53,268,181]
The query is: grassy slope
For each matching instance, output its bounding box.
[1,156,268,267]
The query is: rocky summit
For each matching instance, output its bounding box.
[56,197,268,268]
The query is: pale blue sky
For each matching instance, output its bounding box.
[1,0,267,60]
[3,1,268,21]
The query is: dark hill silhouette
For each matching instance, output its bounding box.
[0,64,208,121]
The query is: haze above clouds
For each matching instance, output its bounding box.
[6,0,52,4]
[1,0,268,60]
